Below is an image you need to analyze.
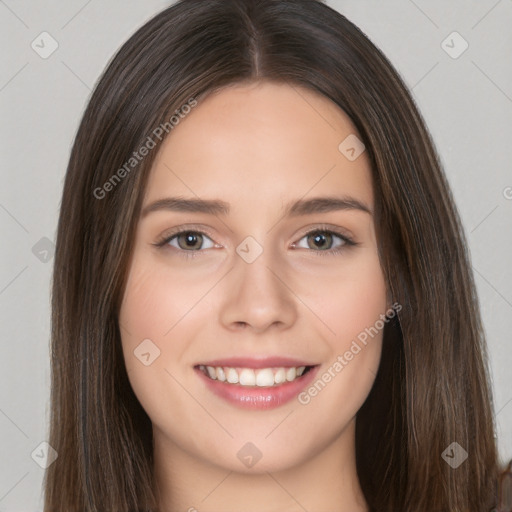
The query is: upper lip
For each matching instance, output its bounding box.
[196,356,316,369]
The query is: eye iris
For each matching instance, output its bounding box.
[178,232,202,250]
[308,231,332,250]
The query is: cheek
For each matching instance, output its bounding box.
[118,258,189,398]
[333,264,388,349]
[294,249,388,348]
[119,255,214,351]
[292,251,387,412]
[118,257,202,436]
[118,249,225,388]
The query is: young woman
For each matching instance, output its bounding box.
[44,0,512,510]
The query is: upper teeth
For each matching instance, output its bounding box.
[199,365,307,387]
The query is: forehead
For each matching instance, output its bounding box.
[144,81,373,210]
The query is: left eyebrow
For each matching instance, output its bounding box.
[284,196,372,217]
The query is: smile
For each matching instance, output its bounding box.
[198,364,311,387]
[194,359,320,410]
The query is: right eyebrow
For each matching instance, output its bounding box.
[141,197,230,218]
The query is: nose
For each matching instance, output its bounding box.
[219,247,298,334]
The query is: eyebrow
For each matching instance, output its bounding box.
[141,195,372,218]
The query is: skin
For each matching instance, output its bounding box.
[119,81,389,512]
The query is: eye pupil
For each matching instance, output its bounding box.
[308,231,332,250]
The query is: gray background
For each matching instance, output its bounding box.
[1,1,511,510]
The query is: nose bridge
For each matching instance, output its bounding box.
[219,239,297,331]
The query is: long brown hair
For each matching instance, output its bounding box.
[44,0,508,510]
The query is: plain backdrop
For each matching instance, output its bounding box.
[1,1,511,510]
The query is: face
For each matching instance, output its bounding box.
[119,81,389,475]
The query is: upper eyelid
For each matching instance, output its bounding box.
[292,223,354,241]
[157,225,217,244]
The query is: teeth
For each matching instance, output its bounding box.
[239,368,256,386]
[256,368,274,387]
[199,365,310,387]
[226,368,239,384]
[216,367,226,382]
[286,367,297,381]
[274,368,286,384]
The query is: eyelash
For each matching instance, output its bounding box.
[153,225,357,259]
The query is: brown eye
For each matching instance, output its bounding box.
[292,229,354,255]
[176,232,203,250]
[165,231,216,251]
[306,231,333,250]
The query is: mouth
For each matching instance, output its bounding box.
[196,364,314,387]
[194,358,320,410]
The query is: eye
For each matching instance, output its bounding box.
[162,231,216,251]
[293,229,354,253]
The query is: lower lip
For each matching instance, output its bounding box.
[195,366,320,410]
